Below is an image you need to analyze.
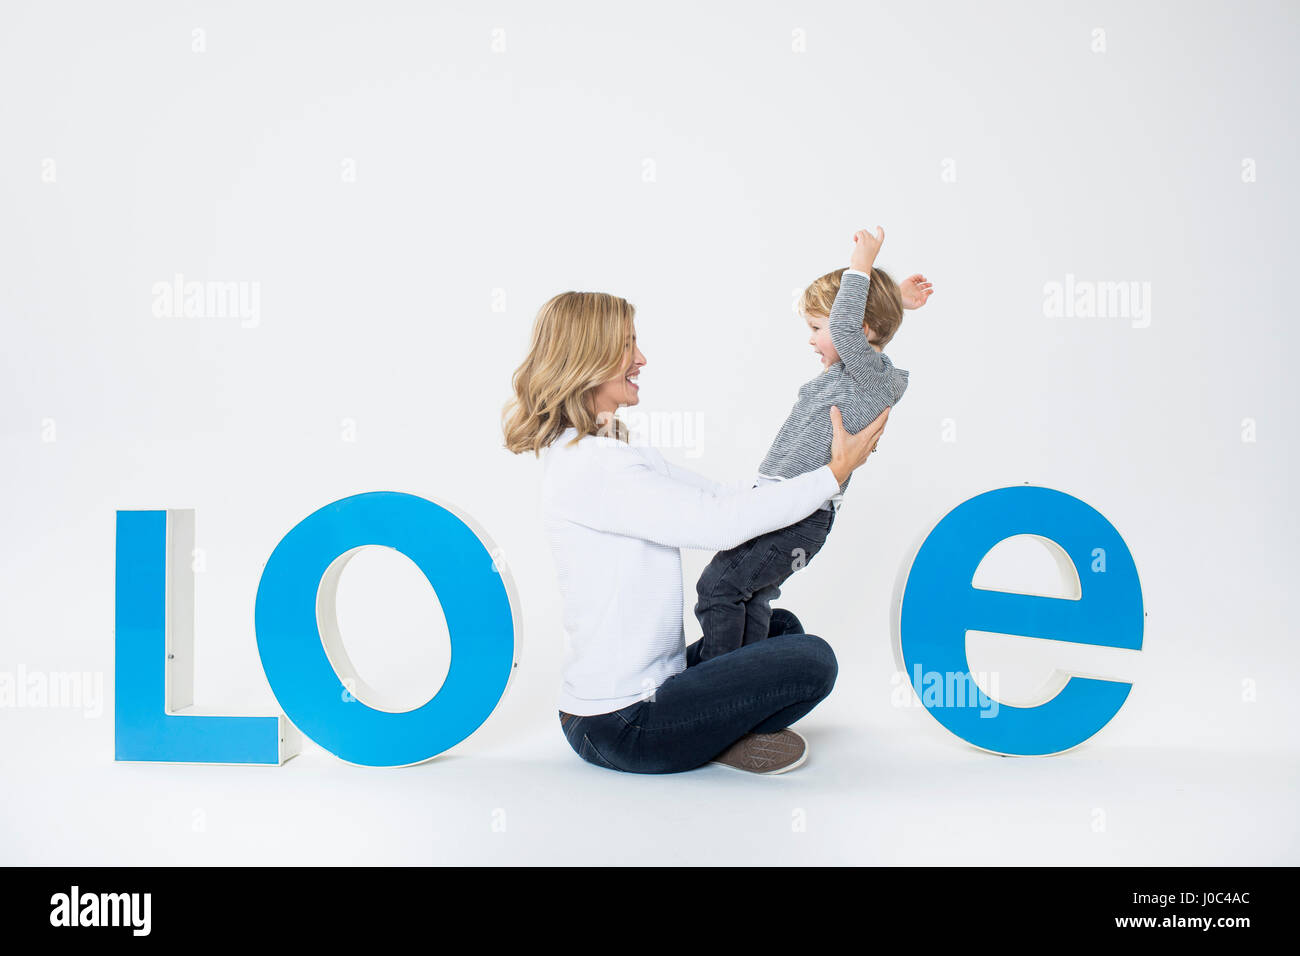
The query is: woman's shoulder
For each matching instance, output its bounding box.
[543,428,659,513]
[545,426,661,473]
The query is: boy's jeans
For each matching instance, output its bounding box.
[693,504,836,663]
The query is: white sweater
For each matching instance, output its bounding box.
[541,425,843,716]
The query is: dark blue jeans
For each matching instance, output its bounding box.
[693,505,836,663]
[558,609,838,774]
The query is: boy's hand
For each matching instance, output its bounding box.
[850,227,884,273]
[899,273,934,310]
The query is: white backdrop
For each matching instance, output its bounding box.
[2,0,1296,864]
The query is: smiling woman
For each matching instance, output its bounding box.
[501,291,638,454]
[589,326,645,426]
[500,289,888,775]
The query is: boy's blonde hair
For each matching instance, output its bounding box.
[798,267,903,348]
[501,290,634,456]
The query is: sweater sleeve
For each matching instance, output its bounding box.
[660,459,749,497]
[830,268,910,404]
[556,448,841,551]
[829,269,886,385]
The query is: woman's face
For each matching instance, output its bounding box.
[590,325,645,417]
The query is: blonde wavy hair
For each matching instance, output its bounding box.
[502,291,635,456]
[798,266,904,348]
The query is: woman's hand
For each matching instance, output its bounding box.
[828,405,890,485]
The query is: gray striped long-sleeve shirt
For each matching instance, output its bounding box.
[754,269,908,509]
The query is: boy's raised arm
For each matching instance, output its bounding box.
[828,268,890,385]
[826,226,909,395]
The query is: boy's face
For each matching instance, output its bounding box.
[804,312,880,369]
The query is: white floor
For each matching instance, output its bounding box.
[4,709,1295,866]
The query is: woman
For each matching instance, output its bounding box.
[501,290,888,774]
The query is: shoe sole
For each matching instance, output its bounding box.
[708,732,809,775]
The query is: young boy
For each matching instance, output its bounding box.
[693,227,933,661]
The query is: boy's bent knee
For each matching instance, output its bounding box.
[769,607,804,635]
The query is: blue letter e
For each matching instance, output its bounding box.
[897,486,1143,756]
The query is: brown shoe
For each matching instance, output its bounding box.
[709,729,808,774]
